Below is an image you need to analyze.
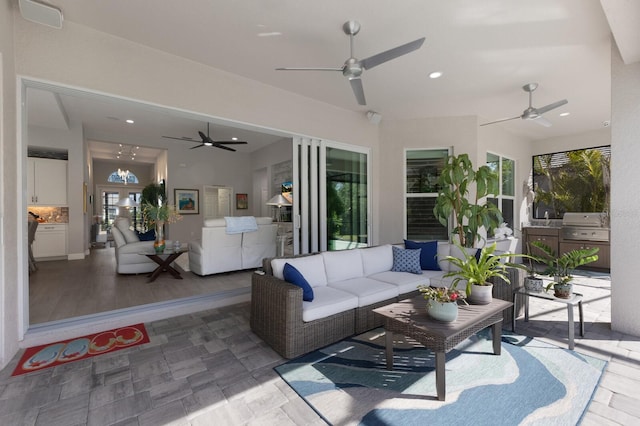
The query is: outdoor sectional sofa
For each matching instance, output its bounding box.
[250,241,523,359]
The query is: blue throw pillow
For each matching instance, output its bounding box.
[391,246,423,275]
[283,263,314,302]
[404,240,441,271]
[136,229,156,241]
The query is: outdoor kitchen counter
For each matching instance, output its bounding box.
[523,226,610,270]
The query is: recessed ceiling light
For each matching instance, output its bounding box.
[231,137,238,141]
[559,112,570,117]
[125,119,134,124]
[429,71,443,79]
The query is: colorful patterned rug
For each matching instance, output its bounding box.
[12,324,149,376]
[275,329,606,425]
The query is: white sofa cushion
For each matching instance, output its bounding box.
[322,250,364,283]
[368,270,432,295]
[111,226,127,248]
[360,244,393,276]
[271,254,328,287]
[203,218,226,227]
[437,242,451,271]
[302,286,358,322]
[327,277,398,307]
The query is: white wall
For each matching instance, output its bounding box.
[1,0,19,370]
[610,46,640,336]
[532,127,611,155]
[378,115,505,244]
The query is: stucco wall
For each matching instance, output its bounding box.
[610,46,640,336]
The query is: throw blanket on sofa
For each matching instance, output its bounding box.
[224,216,258,234]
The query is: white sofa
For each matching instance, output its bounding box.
[251,240,521,359]
[110,218,174,274]
[188,216,277,276]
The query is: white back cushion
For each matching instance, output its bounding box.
[203,218,226,228]
[110,226,127,248]
[322,250,364,283]
[271,254,328,287]
[360,245,393,276]
[437,242,451,272]
[121,227,140,244]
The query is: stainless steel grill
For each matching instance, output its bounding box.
[561,212,609,242]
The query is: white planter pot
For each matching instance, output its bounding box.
[468,283,493,305]
[524,276,544,292]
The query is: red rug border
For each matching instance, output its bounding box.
[12,323,150,376]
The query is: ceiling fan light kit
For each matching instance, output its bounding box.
[162,123,248,151]
[276,20,425,106]
[481,83,568,128]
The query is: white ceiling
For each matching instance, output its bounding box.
[24,0,640,159]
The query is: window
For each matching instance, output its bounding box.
[405,149,450,240]
[532,146,610,219]
[107,170,139,185]
[486,153,515,228]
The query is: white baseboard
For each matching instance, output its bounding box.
[67,252,85,260]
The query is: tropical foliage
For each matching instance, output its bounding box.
[443,242,528,297]
[417,285,467,304]
[433,154,503,247]
[142,202,182,226]
[530,241,599,287]
[533,148,610,218]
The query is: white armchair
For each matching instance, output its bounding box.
[110,218,173,274]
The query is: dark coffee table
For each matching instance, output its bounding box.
[373,296,513,401]
[141,249,188,283]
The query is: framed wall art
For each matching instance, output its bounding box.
[236,193,248,209]
[174,189,199,214]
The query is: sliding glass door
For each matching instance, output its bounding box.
[293,138,370,254]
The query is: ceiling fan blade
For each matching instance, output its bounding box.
[530,116,553,127]
[189,144,205,149]
[198,131,210,143]
[349,78,366,105]
[479,115,522,126]
[275,67,343,71]
[214,141,248,145]
[360,37,425,70]
[213,143,236,152]
[535,99,568,115]
[162,135,197,142]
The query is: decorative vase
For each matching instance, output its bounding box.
[154,221,165,254]
[553,282,573,299]
[468,283,493,305]
[524,276,544,292]
[426,300,458,322]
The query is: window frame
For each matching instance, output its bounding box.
[486,152,516,229]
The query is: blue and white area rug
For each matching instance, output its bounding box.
[275,329,606,426]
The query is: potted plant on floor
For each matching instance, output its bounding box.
[443,241,528,304]
[433,153,503,248]
[530,241,599,298]
[417,285,467,322]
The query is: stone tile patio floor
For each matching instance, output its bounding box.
[1,275,639,425]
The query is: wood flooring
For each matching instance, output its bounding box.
[29,246,253,324]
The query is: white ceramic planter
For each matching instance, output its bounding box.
[426,300,458,322]
[468,283,493,304]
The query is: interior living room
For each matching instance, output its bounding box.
[1,1,639,424]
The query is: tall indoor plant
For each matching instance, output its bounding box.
[433,153,503,248]
[530,241,598,298]
[142,201,182,253]
[443,242,528,304]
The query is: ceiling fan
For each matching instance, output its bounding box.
[480,83,568,128]
[276,20,425,106]
[162,123,248,151]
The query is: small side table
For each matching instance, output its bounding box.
[512,288,584,350]
[141,249,188,283]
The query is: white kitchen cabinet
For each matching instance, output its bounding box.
[28,158,68,206]
[33,224,67,259]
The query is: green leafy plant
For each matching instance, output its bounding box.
[141,202,182,226]
[417,285,468,304]
[433,153,503,248]
[443,242,528,297]
[530,241,599,288]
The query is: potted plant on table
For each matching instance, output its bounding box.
[433,153,503,248]
[417,285,467,322]
[523,243,544,292]
[142,201,182,253]
[443,241,529,304]
[530,241,599,298]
